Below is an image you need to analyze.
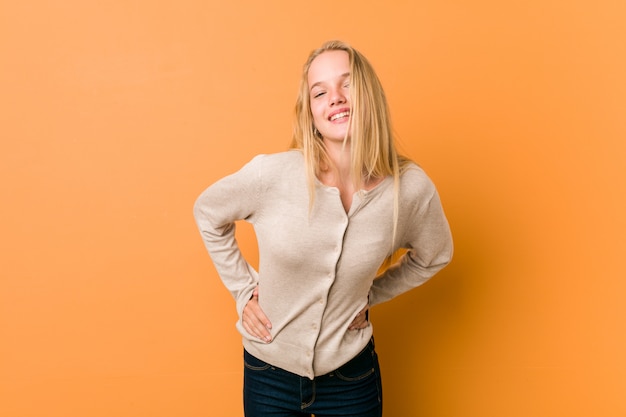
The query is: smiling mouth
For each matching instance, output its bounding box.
[329,111,350,121]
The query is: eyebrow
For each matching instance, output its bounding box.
[309,72,351,91]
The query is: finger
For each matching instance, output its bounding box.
[252,304,272,329]
[348,306,370,330]
[350,319,369,330]
[243,309,271,341]
[248,298,272,331]
[350,316,368,328]
[251,316,272,342]
[243,318,271,342]
[243,298,272,342]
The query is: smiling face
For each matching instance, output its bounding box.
[307,50,351,144]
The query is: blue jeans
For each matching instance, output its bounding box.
[243,338,382,417]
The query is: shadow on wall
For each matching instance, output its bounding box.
[372,198,496,415]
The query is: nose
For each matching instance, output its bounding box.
[329,89,346,106]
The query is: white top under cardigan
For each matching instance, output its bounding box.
[194,150,453,379]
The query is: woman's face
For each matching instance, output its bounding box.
[307,50,351,143]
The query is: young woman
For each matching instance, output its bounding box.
[194,40,453,417]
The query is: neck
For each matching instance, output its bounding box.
[323,138,352,181]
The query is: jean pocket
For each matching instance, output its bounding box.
[244,350,271,371]
[334,346,376,381]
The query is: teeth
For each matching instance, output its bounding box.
[330,111,350,121]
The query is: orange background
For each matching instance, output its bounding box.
[1,1,625,416]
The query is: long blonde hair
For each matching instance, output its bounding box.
[291,40,411,250]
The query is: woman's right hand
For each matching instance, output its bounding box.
[242,287,273,343]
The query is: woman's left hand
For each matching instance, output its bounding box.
[348,304,370,330]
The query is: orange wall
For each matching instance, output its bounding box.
[1,1,625,416]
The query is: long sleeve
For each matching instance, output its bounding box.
[193,155,264,317]
[368,173,453,306]
[193,152,453,378]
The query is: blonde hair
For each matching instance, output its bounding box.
[291,40,411,250]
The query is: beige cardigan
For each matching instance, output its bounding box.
[194,150,453,378]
